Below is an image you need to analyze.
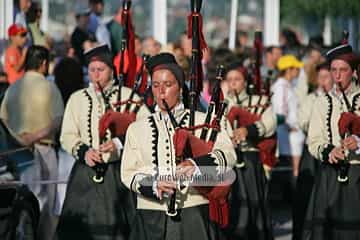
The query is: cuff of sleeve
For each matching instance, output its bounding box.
[247,124,260,141]
[112,137,123,156]
[193,154,216,167]
[193,150,227,175]
[73,143,90,163]
[321,144,335,162]
[138,179,158,200]
[187,158,202,177]
[132,175,159,200]
[152,180,159,198]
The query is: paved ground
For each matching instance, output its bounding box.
[272,203,292,240]
[270,163,294,240]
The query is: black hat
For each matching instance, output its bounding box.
[326,44,352,61]
[84,44,113,68]
[326,44,360,70]
[89,0,104,4]
[146,52,185,87]
[226,61,248,79]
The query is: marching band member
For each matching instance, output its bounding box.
[121,52,236,240]
[293,62,333,240]
[57,44,149,239]
[303,44,360,240]
[225,61,276,240]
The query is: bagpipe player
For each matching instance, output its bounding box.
[57,44,150,240]
[121,52,236,240]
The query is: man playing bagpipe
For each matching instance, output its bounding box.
[121,52,236,240]
[302,43,360,240]
[57,44,150,239]
[224,61,276,240]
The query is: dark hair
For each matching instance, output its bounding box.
[0,71,7,78]
[54,57,85,104]
[24,45,50,71]
[281,28,301,47]
[26,1,41,23]
[308,36,324,50]
[14,0,20,8]
[266,45,281,54]
[238,31,248,37]
[226,61,248,79]
[89,0,103,4]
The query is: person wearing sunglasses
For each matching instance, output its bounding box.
[4,24,28,84]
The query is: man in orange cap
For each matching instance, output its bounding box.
[4,24,28,84]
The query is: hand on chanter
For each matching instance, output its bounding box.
[99,140,117,154]
[85,148,102,167]
[232,127,248,144]
[156,180,176,200]
[328,146,345,164]
[342,135,359,151]
[176,159,197,178]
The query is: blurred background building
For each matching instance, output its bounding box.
[0,0,359,59]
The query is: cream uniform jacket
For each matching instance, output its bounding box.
[298,89,325,134]
[308,83,360,162]
[121,105,236,211]
[226,90,277,151]
[60,83,150,162]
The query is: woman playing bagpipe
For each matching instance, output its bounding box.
[121,52,236,240]
[56,44,150,239]
[224,60,276,240]
[292,62,333,240]
[302,43,360,240]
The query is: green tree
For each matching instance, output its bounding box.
[281,0,360,20]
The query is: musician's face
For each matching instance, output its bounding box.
[226,69,246,94]
[152,69,181,111]
[88,60,113,91]
[330,59,353,90]
[317,68,333,92]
